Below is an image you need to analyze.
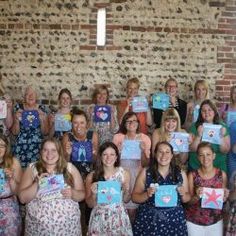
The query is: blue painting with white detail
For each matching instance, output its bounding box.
[97,180,122,204]
[227,111,236,127]
[22,110,40,128]
[202,123,222,145]
[0,169,5,192]
[71,141,93,162]
[55,114,72,132]
[94,105,111,123]
[170,132,189,153]
[155,185,178,207]
[152,93,170,110]
[121,140,141,160]
[132,96,148,113]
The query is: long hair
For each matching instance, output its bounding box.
[195,99,221,128]
[194,79,209,100]
[230,85,236,104]
[92,142,120,182]
[149,141,180,183]
[118,111,140,134]
[35,138,73,186]
[58,88,72,101]
[91,85,110,104]
[158,108,181,142]
[0,134,13,169]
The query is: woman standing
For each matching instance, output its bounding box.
[85,142,132,235]
[87,85,119,145]
[18,138,85,236]
[186,142,228,236]
[132,141,190,236]
[113,111,151,222]
[0,134,22,235]
[11,86,49,168]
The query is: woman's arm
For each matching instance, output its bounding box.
[62,133,72,161]
[85,172,97,208]
[5,96,14,130]
[110,105,119,133]
[11,109,22,135]
[220,127,230,154]
[122,169,131,203]
[38,109,49,135]
[48,113,55,138]
[184,102,194,131]
[61,164,85,202]
[151,129,160,155]
[189,125,203,152]
[18,166,39,204]
[92,131,99,159]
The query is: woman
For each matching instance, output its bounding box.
[87,85,119,145]
[48,88,73,140]
[18,138,85,236]
[184,80,209,131]
[189,99,230,172]
[62,108,99,179]
[132,141,190,236]
[11,86,49,168]
[153,78,187,128]
[0,134,22,236]
[113,111,151,222]
[85,141,132,235]
[186,142,228,236]
[152,108,189,170]
[117,77,152,135]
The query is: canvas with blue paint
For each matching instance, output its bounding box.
[37,174,65,201]
[131,96,148,113]
[202,123,222,145]
[152,93,170,110]
[0,100,7,119]
[0,169,5,192]
[227,111,236,127]
[193,104,200,122]
[22,110,40,128]
[97,180,122,204]
[71,141,93,162]
[94,105,111,123]
[121,140,141,160]
[170,132,189,153]
[201,187,224,210]
[155,185,178,207]
[55,114,72,132]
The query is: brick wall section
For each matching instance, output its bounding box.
[0,0,235,109]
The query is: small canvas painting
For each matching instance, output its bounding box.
[121,140,141,160]
[0,169,5,192]
[94,105,111,123]
[71,141,93,163]
[37,174,65,201]
[201,187,224,210]
[97,180,122,204]
[55,114,72,132]
[0,101,7,119]
[155,185,178,207]
[131,96,148,113]
[202,123,222,145]
[227,111,236,127]
[152,93,169,110]
[22,110,40,128]
[170,132,189,153]
[193,105,200,122]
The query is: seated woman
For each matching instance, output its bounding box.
[86,85,119,145]
[18,138,85,236]
[186,142,229,236]
[48,88,73,140]
[152,108,189,170]
[0,134,22,236]
[189,99,230,172]
[132,141,190,236]
[85,141,132,235]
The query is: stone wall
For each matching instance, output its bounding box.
[0,0,236,108]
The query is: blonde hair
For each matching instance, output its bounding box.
[91,85,110,104]
[158,108,182,141]
[194,80,209,100]
[164,78,178,89]
[126,78,140,89]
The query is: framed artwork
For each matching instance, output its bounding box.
[94,105,111,123]
[22,110,40,128]
[152,93,169,111]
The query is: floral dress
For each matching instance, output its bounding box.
[12,104,47,169]
[88,167,133,236]
[25,163,81,236]
[87,104,119,145]
[133,168,187,236]
[0,174,21,236]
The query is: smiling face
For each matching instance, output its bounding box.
[59,92,72,109]
[125,114,139,133]
[96,89,108,105]
[165,80,178,97]
[201,104,215,123]
[101,147,117,168]
[127,82,139,98]
[164,118,178,132]
[156,143,173,167]
[195,84,208,101]
[72,114,88,137]
[41,141,59,167]
[198,146,215,168]
[25,87,37,107]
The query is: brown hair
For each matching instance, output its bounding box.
[230,85,236,104]
[58,88,72,101]
[118,111,140,134]
[126,78,140,89]
[0,134,13,169]
[91,85,110,104]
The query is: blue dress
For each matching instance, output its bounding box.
[12,103,47,169]
[133,168,187,236]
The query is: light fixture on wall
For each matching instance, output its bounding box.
[96,8,106,46]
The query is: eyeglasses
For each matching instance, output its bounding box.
[126,120,138,125]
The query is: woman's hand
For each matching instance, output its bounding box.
[196,125,203,138]
[146,185,156,198]
[65,141,72,156]
[90,182,98,195]
[195,187,203,198]
[223,188,230,202]
[61,187,73,199]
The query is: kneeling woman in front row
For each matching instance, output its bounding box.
[132,141,190,236]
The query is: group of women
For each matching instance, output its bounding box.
[0,79,236,236]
